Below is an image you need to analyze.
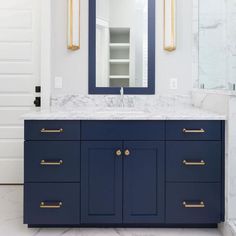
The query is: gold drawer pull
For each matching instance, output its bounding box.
[183,160,206,166]
[183,201,205,208]
[183,128,205,133]
[40,201,62,209]
[40,160,63,166]
[40,128,64,133]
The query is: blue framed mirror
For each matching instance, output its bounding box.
[89,0,155,94]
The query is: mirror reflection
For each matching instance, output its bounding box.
[96,0,148,88]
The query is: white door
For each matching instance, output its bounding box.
[0,0,41,183]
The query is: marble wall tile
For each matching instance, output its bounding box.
[193,0,236,90]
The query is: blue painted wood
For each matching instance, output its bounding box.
[166,183,221,224]
[81,141,123,224]
[123,141,165,223]
[24,120,81,141]
[88,0,156,95]
[24,120,225,226]
[81,121,165,140]
[166,121,222,140]
[24,183,80,225]
[24,141,80,183]
[166,141,221,182]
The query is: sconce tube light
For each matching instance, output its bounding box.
[164,0,176,52]
[68,0,80,50]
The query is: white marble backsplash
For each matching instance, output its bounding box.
[21,93,226,120]
[51,94,192,111]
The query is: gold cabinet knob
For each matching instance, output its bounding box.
[124,149,130,156]
[116,150,122,157]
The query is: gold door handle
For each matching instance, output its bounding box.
[116,150,122,157]
[40,128,64,133]
[40,202,63,209]
[40,160,63,166]
[183,201,205,208]
[183,128,205,133]
[124,149,130,156]
[183,160,206,166]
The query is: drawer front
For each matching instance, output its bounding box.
[81,121,165,140]
[166,183,222,224]
[24,183,80,225]
[25,120,81,140]
[25,141,80,182]
[166,121,222,140]
[166,141,222,182]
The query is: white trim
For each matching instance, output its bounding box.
[40,0,52,110]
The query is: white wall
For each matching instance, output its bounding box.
[51,0,193,95]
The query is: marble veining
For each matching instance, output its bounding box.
[51,94,192,110]
[0,186,222,236]
[23,106,226,120]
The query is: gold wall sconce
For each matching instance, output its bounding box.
[68,0,80,50]
[164,0,176,52]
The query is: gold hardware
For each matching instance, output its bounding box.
[40,160,63,166]
[183,201,205,208]
[124,149,130,156]
[68,0,80,50]
[164,0,176,52]
[116,150,122,157]
[40,128,64,133]
[183,128,205,133]
[183,160,206,166]
[40,202,63,209]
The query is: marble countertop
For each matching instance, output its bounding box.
[23,106,226,120]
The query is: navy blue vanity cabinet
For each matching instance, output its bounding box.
[24,120,225,227]
[24,121,81,226]
[165,121,225,224]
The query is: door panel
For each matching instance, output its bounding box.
[81,141,123,224]
[0,0,40,183]
[123,141,165,223]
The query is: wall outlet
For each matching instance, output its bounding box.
[170,78,178,90]
[54,76,63,89]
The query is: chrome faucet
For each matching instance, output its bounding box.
[120,87,124,107]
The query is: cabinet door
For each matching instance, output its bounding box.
[123,141,165,223]
[81,141,123,224]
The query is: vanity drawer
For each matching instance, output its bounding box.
[25,141,80,182]
[81,121,165,140]
[166,183,222,224]
[166,121,222,140]
[24,183,80,225]
[24,120,81,140]
[166,141,222,182]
